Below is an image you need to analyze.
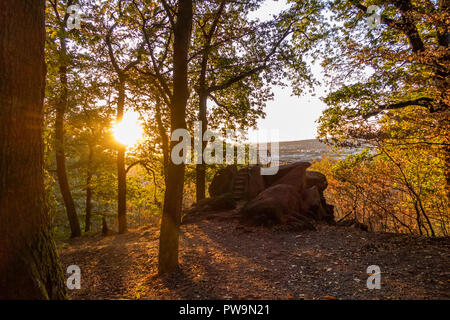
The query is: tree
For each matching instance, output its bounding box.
[92,0,143,234]
[71,103,114,232]
[314,0,449,236]
[158,0,193,274]
[0,0,67,299]
[105,26,139,234]
[191,0,326,201]
[318,0,449,198]
[130,0,173,183]
[47,0,82,238]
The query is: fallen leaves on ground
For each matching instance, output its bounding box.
[59,220,450,300]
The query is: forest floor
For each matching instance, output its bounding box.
[59,218,450,300]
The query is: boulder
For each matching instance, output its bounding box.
[263,162,311,192]
[324,204,335,223]
[306,170,328,192]
[192,193,236,212]
[281,215,316,231]
[305,170,335,223]
[209,165,237,197]
[247,165,265,199]
[194,162,336,230]
[301,186,329,221]
[271,165,308,193]
[241,184,301,227]
[301,186,322,214]
[182,193,237,224]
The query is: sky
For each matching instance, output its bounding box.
[247,0,329,142]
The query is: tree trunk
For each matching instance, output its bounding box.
[158,0,193,274]
[102,216,109,236]
[85,144,93,232]
[445,143,450,203]
[116,82,127,234]
[442,122,450,203]
[155,98,169,184]
[55,35,81,238]
[0,0,67,299]
[194,2,225,202]
[117,145,127,233]
[196,92,208,202]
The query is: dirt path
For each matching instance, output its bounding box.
[59,220,450,300]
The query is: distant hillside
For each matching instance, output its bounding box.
[260,139,364,163]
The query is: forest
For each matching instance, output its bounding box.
[0,0,448,301]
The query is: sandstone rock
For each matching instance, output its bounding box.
[209,165,237,197]
[194,193,236,212]
[247,165,265,199]
[301,186,326,220]
[304,171,334,223]
[324,204,335,223]
[282,215,316,231]
[241,184,301,227]
[199,162,335,231]
[182,193,237,224]
[231,166,265,200]
[263,162,311,192]
[306,170,328,192]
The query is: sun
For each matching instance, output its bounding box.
[113,111,144,146]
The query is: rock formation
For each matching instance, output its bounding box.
[208,165,237,197]
[183,161,335,230]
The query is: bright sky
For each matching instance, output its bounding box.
[247,0,329,142]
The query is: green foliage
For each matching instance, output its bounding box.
[42,0,448,237]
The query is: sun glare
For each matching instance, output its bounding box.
[113,111,144,146]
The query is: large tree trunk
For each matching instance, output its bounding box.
[55,36,81,238]
[158,0,193,274]
[116,82,127,234]
[85,144,94,232]
[0,0,67,299]
[195,92,208,202]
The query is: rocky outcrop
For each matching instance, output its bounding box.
[306,170,328,191]
[268,163,309,194]
[301,186,332,222]
[209,165,237,197]
[247,166,265,199]
[244,162,334,227]
[190,193,236,212]
[231,166,265,200]
[263,161,310,190]
[241,184,301,226]
[241,183,319,232]
[187,161,335,230]
[182,193,237,224]
[304,170,334,223]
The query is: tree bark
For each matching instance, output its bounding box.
[102,216,109,236]
[55,35,81,238]
[196,92,208,201]
[155,97,169,184]
[85,144,93,232]
[105,26,135,235]
[116,82,127,234]
[158,0,193,274]
[0,0,67,299]
[194,1,225,202]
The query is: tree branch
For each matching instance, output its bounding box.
[363,97,436,119]
[207,22,293,93]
